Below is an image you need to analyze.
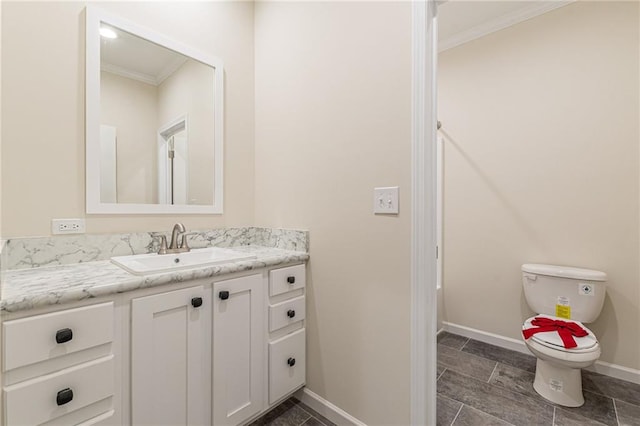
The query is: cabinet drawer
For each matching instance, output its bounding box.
[4,355,114,426]
[269,329,305,404]
[269,296,305,332]
[269,264,305,297]
[3,302,114,372]
[78,409,115,426]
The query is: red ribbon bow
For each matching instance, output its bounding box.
[522,316,588,349]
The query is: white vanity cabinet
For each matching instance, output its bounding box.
[1,261,307,426]
[267,264,307,405]
[2,302,117,426]
[212,274,264,426]
[131,285,211,426]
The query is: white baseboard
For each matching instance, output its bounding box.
[442,321,640,385]
[589,360,640,384]
[294,388,367,426]
[442,322,531,355]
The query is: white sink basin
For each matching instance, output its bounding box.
[111,247,256,276]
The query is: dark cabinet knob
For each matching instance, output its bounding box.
[287,357,296,367]
[55,328,73,344]
[287,276,296,284]
[56,388,74,406]
[219,291,230,300]
[191,297,203,308]
[287,310,296,318]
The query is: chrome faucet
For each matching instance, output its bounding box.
[158,223,191,254]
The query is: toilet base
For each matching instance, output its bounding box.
[533,358,584,407]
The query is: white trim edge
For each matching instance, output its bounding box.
[443,322,531,355]
[294,388,367,426]
[589,360,640,385]
[439,1,575,52]
[85,5,224,215]
[442,322,640,385]
[411,1,438,425]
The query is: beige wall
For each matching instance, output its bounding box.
[0,0,2,409]
[3,2,416,423]
[0,1,2,243]
[1,1,255,237]
[158,60,215,205]
[254,2,412,424]
[101,71,158,204]
[439,2,640,371]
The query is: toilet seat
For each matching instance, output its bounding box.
[523,315,599,353]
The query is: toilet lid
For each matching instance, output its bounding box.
[523,315,598,351]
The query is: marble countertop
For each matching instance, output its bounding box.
[1,245,309,313]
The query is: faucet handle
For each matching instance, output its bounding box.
[180,232,197,251]
[180,234,189,251]
[158,235,168,255]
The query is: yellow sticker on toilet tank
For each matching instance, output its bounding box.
[556,305,571,319]
[556,296,571,319]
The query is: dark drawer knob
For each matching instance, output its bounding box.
[191,297,203,308]
[56,388,74,406]
[219,291,230,300]
[55,328,73,344]
[287,310,296,318]
[287,357,296,367]
[287,276,296,284]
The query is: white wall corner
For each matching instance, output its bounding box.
[294,388,367,426]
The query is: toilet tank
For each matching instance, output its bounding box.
[522,264,607,323]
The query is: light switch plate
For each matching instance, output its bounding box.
[373,186,399,214]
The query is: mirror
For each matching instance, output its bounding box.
[86,6,224,214]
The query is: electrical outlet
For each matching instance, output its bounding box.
[52,219,86,235]
[373,186,399,214]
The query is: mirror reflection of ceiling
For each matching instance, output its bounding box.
[100,25,189,86]
[438,1,572,51]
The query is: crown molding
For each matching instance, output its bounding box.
[101,56,188,87]
[439,1,575,52]
[101,62,158,86]
[156,57,188,85]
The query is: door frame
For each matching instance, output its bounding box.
[157,114,188,204]
[410,1,438,425]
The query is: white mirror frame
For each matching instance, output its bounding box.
[85,6,224,214]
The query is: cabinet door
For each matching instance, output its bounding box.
[268,329,305,404]
[131,286,210,426]
[213,274,264,426]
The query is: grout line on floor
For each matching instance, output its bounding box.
[458,337,470,351]
[583,386,623,401]
[450,403,464,426]
[437,367,447,382]
[552,406,556,426]
[487,362,499,383]
[612,399,620,426]
[295,401,327,426]
[479,407,519,426]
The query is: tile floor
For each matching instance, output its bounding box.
[437,331,640,426]
[249,397,336,426]
[253,335,640,426]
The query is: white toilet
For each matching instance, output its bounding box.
[521,263,607,407]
